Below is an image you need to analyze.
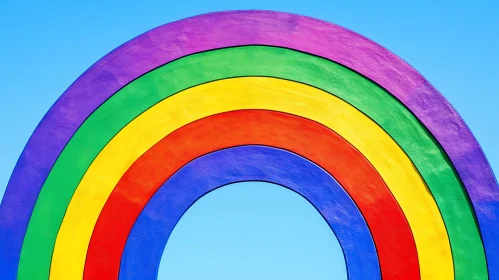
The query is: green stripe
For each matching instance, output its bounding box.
[19,45,487,279]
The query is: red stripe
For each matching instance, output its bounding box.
[84,109,419,279]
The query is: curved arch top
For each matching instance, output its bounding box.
[0,10,497,280]
[119,145,379,280]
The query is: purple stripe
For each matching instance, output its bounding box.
[0,10,497,279]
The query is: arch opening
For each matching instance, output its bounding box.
[158,181,346,280]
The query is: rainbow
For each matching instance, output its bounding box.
[0,10,497,280]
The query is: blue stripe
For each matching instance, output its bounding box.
[119,145,380,280]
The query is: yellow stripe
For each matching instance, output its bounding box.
[51,77,453,279]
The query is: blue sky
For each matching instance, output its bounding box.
[0,1,498,279]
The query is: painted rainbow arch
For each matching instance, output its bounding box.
[0,10,497,280]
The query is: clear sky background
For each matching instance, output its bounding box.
[0,1,498,279]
